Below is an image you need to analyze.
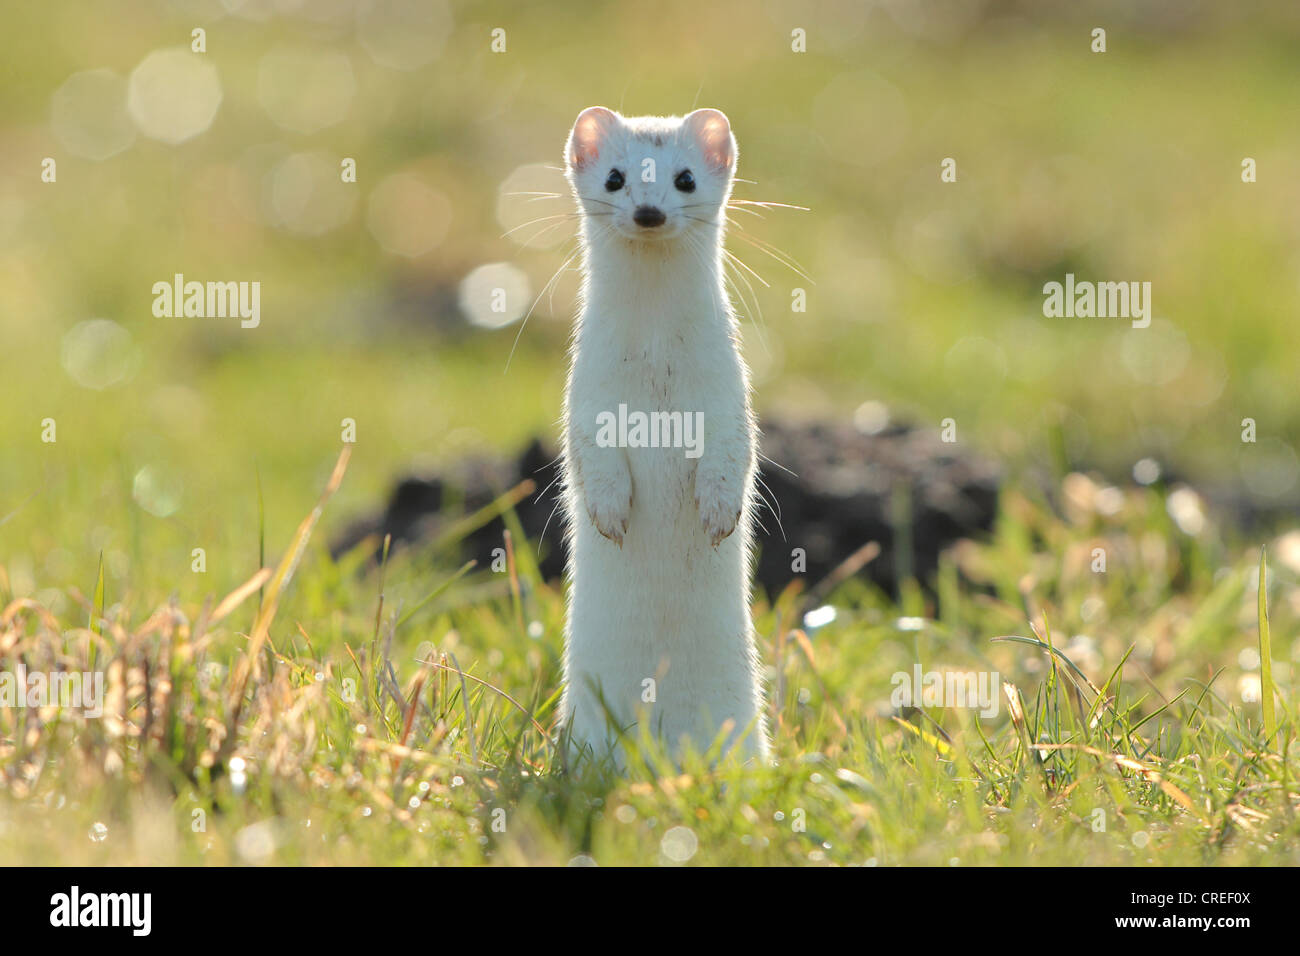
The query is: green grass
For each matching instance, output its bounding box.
[3,1,1300,865]
[0,448,1294,865]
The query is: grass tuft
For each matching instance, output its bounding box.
[0,459,1295,865]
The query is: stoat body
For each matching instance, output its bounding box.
[558,106,768,766]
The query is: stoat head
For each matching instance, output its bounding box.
[564,106,736,244]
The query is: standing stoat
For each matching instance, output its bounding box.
[558,106,769,766]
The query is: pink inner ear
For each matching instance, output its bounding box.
[689,111,734,171]
[570,109,611,170]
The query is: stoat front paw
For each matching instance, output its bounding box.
[694,470,741,547]
[585,471,632,546]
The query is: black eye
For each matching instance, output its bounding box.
[674,170,695,192]
[604,169,624,192]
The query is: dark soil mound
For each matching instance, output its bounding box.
[331,419,1003,598]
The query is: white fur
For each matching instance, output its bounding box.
[558,107,769,766]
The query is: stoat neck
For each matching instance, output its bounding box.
[580,221,728,335]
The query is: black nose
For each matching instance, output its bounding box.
[633,205,666,228]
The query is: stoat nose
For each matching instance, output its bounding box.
[633,205,666,228]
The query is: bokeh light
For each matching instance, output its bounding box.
[497,164,574,250]
[50,69,135,161]
[132,465,184,518]
[268,151,357,235]
[457,262,531,329]
[60,319,141,390]
[127,48,223,144]
[1240,439,1300,499]
[257,46,355,134]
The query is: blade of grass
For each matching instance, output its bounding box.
[397,559,476,627]
[225,447,352,726]
[1258,546,1277,745]
[443,646,478,766]
[255,461,266,612]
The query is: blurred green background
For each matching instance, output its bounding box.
[3,0,1299,606]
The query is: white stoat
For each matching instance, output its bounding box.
[558,106,768,766]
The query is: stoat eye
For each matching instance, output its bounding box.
[674,170,695,192]
[604,169,625,192]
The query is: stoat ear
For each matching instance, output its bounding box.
[568,106,618,171]
[684,108,735,173]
